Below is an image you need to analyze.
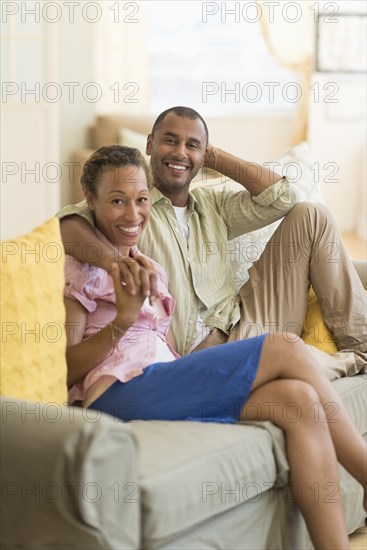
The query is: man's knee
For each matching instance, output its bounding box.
[280,202,337,251]
[287,201,330,224]
[264,332,307,363]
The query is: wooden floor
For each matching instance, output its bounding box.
[341,232,367,260]
[349,525,367,549]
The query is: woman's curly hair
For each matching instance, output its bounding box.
[81,145,153,197]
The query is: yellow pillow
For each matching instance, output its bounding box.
[0,218,67,405]
[301,288,338,353]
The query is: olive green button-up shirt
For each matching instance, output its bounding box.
[58,177,298,355]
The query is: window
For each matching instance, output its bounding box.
[94,1,298,116]
[147,1,297,116]
[316,13,367,72]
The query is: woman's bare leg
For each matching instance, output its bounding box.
[240,334,367,549]
[242,378,349,550]
[250,334,367,493]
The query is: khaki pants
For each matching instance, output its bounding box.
[194,203,367,378]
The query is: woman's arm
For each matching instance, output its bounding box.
[65,262,147,387]
[204,143,283,196]
[65,297,119,387]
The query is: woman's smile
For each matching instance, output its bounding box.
[86,165,151,253]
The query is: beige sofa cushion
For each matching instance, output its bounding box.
[94,115,154,148]
[131,420,281,547]
[130,375,367,548]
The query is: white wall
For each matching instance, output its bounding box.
[308,73,366,234]
[206,117,293,164]
[0,7,96,239]
[58,15,96,206]
[1,20,60,240]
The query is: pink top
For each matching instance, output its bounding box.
[64,245,179,405]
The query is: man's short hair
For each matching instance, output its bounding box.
[151,106,209,146]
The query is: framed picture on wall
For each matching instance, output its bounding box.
[316,13,366,73]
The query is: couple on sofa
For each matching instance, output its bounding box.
[58,106,367,549]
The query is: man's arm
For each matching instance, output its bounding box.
[204,144,283,196]
[60,215,159,302]
[60,215,116,272]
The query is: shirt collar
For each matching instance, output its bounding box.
[150,186,199,213]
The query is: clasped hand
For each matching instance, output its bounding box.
[110,252,158,327]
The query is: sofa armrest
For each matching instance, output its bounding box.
[352,259,367,290]
[1,398,140,550]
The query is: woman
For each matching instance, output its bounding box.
[64,145,366,550]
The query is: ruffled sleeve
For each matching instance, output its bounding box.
[64,255,112,312]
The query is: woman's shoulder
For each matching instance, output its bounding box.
[65,254,106,278]
[64,255,112,297]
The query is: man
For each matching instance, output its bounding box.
[58,106,366,375]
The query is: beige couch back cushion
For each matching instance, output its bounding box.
[94,115,154,148]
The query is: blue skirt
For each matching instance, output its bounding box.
[89,335,267,424]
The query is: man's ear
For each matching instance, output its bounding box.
[146,134,153,156]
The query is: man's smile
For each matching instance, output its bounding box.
[167,163,188,171]
[164,161,190,176]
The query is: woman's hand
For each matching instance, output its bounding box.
[111,251,158,306]
[65,259,151,387]
[111,261,149,330]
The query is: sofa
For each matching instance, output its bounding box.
[1,116,366,549]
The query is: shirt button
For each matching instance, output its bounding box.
[187,257,190,262]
